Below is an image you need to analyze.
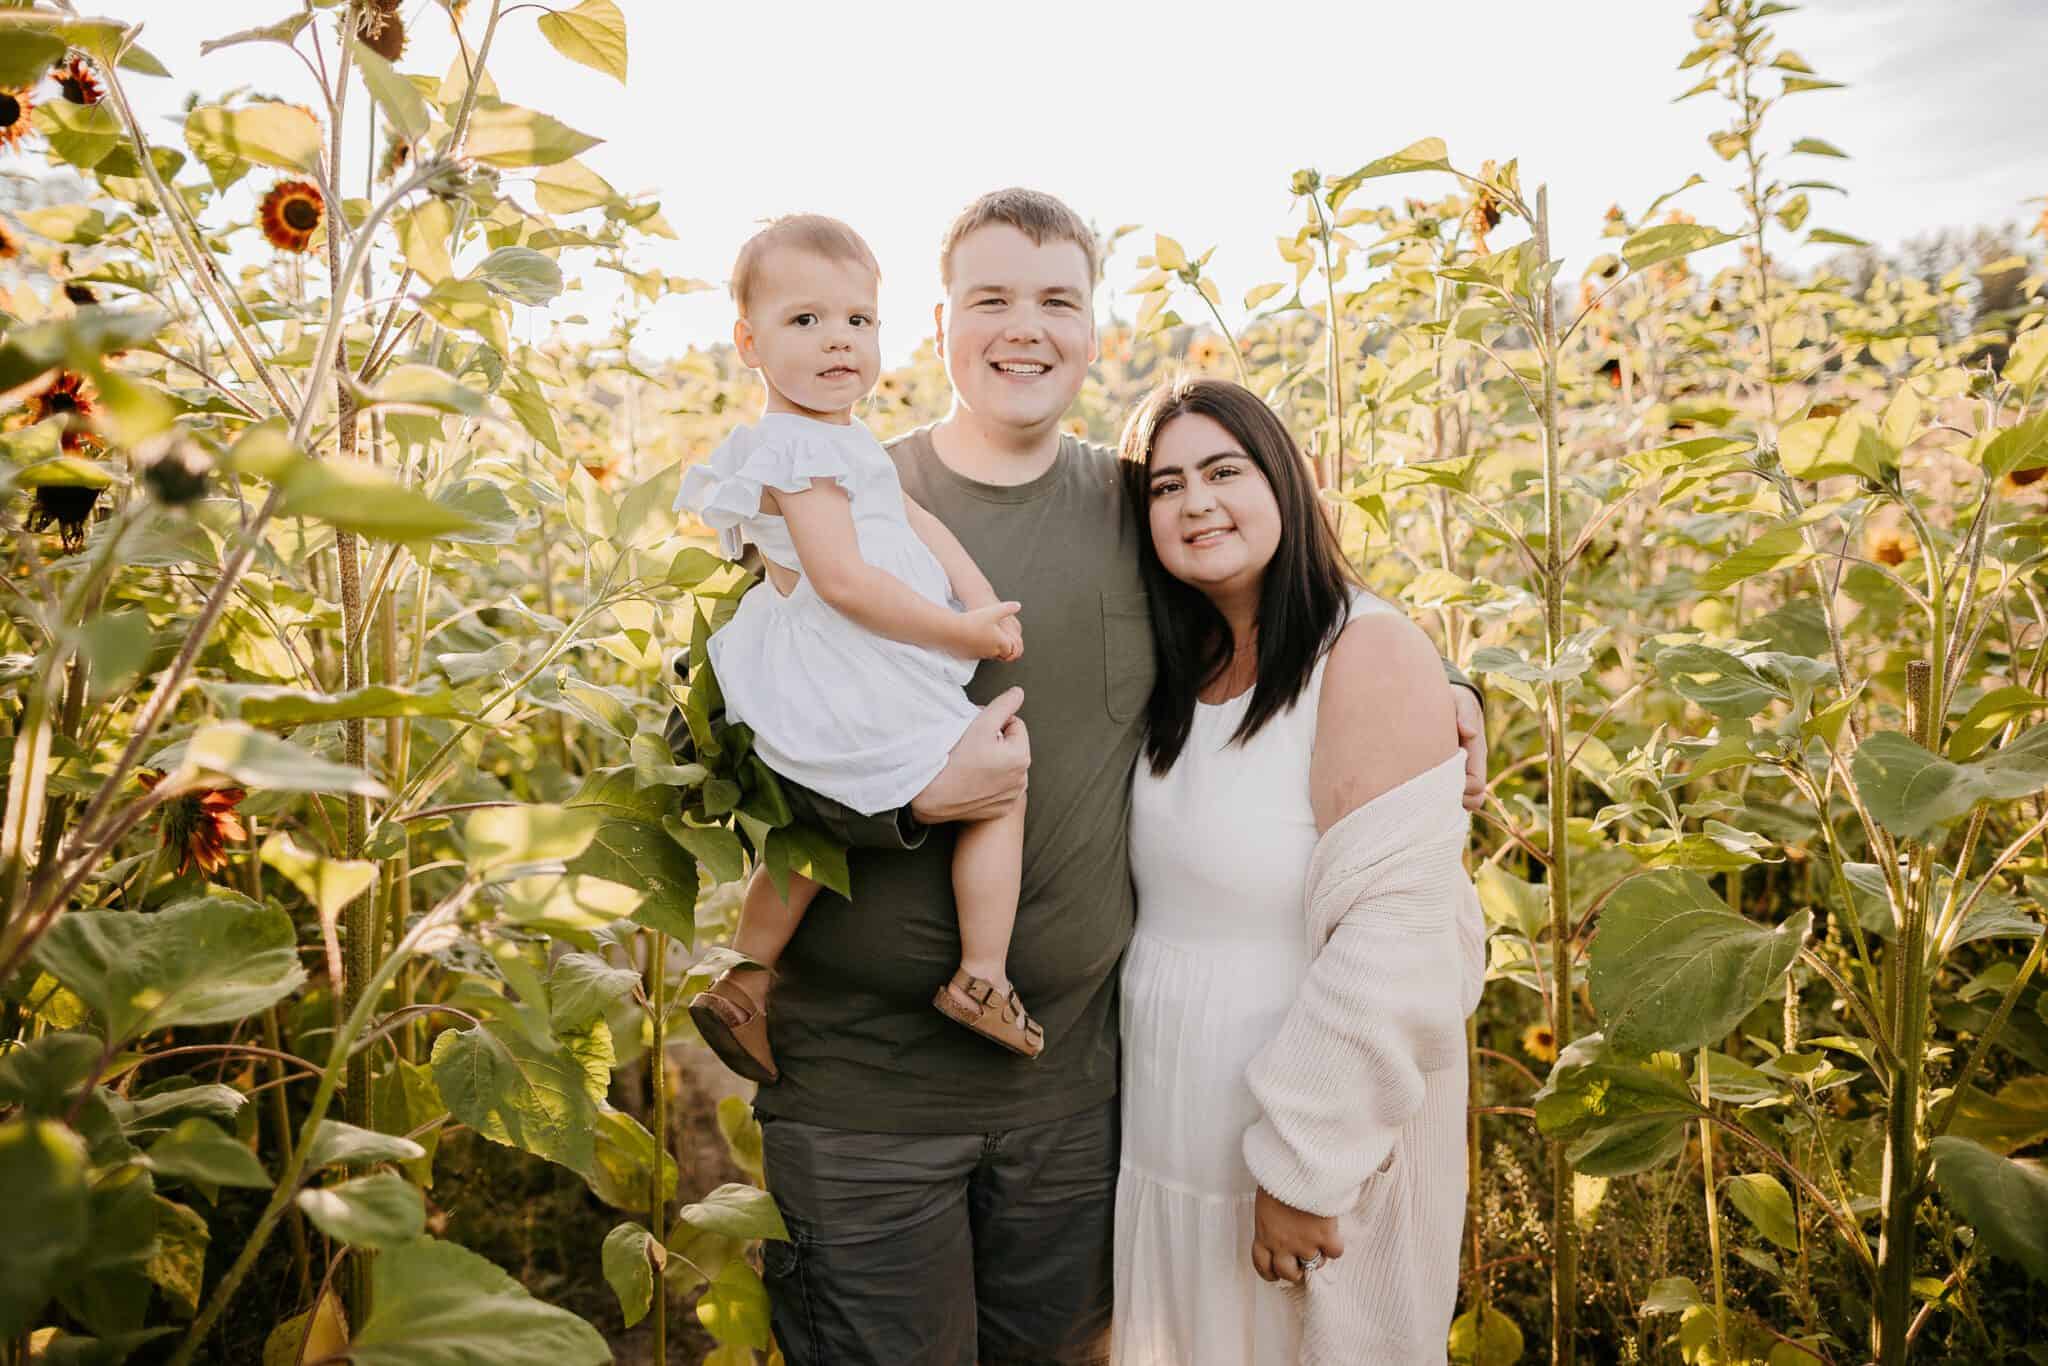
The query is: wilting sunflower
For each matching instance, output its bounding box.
[55,56,102,106]
[29,371,102,455]
[26,483,103,553]
[2001,464,2048,498]
[63,282,99,306]
[1465,190,1502,254]
[357,7,406,60]
[0,86,33,153]
[378,135,413,183]
[1521,1021,1559,1064]
[259,179,324,254]
[137,770,250,877]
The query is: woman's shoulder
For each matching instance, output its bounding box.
[1310,598,1457,825]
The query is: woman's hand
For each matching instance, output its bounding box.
[1251,1187,1343,1285]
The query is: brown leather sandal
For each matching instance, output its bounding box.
[932,967,1045,1059]
[689,967,779,1085]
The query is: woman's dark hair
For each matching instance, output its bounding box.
[1119,376,1359,776]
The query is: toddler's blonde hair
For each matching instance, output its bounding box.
[731,214,881,317]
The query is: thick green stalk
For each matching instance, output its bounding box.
[1875,660,1934,1363]
[1700,1048,1731,1364]
[648,929,670,1360]
[1534,185,1577,1366]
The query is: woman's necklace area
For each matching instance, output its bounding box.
[1199,630,1259,705]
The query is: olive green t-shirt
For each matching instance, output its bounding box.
[751,427,1152,1134]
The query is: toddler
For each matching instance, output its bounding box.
[674,215,1040,1084]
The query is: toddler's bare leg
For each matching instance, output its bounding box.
[689,867,819,1086]
[950,792,1025,992]
[731,866,820,972]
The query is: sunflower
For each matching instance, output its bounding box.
[29,371,102,455]
[377,135,413,183]
[26,484,103,553]
[1596,357,1623,390]
[2001,463,2048,497]
[1466,190,1502,254]
[63,282,99,306]
[55,56,102,106]
[259,179,325,254]
[1521,1021,1559,1064]
[357,7,407,60]
[137,770,249,877]
[1865,523,1913,567]
[1186,335,1229,372]
[0,86,33,153]
[0,219,18,259]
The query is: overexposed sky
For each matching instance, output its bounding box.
[98,0,2048,363]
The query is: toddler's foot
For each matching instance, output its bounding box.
[689,965,779,1085]
[932,966,1044,1059]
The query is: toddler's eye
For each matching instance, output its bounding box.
[792,312,817,326]
[851,314,874,327]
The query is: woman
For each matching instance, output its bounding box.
[1111,378,1486,1364]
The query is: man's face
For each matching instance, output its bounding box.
[937,225,1095,435]
[735,248,881,419]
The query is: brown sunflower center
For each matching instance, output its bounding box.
[283,197,320,231]
[60,78,83,102]
[0,94,20,126]
[45,392,79,415]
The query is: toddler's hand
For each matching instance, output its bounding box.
[957,601,1023,661]
[996,615,1024,662]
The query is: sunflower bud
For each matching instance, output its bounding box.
[140,437,214,507]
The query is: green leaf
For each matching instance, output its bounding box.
[471,247,564,306]
[430,1023,598,1178]
[303,1120,428,1170]
[533,160,621,215]
[1853,728,2048,841]
[1725,1172,1799,1251]
[547,952,640,1034]
[1947,686,2048,761]
[185,723,390,797]
[373,364,486,416]
[1805,226,1868,247]
[2005,328,2048,393]
[695,1257,772,1350]
[0,1118,90,1338]
[0,26,66,86]
[1776,410,1889,481]
[74,609,151,703]
[1342,137,1451,182]
[297,1171,425,1249]
[352,1237,610,1365]
[716,1095,765,1182]
[145,1195,210,1319]
[1448,1305,1525,1365]
[1621,223,1738,272]
[0,1033,103,1117]
[212,681,464,726]
[1789,137,1849,158]
[38,99,125,171]
[352,44,431,143]
[393,200,457,284]
[501,371,563,456]
[184,103,322,183]
[583,1106,677,1211]
[566,768,701,942]
[1697,523,1814,591]
[259,832,377,921]
[665,817,747,886]
[1930,1137,2048,1282]
[1648,644,1780,720]
[537,0,629,82]
[273,448,485,543]
[1589,870,1808,1056]
[464,99,602,168]
[1975,413,2048,481]
[33,895,307,1043]
[1639,1276,1704,1314]
[1533,1035,1701,1176]
[675,1182,789,1242]
[464,804,603,877]
[261,1288,348,1366]
[145,1118,272,1190]
[602,1222,658,1328]
[1949,1077,2048,1155]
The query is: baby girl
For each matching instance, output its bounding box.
[675,215,1041,1084]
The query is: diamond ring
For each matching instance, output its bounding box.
[1300,1253,1326,1273]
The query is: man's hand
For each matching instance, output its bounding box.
[1251,1187,1343,1285]
[1454,687,1487,813]
[910,687,1029,824]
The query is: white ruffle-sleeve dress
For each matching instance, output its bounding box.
[673,412,980,816]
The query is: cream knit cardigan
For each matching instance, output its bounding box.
[1241,755,1487,1365]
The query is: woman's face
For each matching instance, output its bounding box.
[1145,411,1284,602]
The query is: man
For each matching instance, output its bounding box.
[710,189,1486,1365]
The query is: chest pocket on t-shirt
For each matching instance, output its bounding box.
[1101,591,1156,722]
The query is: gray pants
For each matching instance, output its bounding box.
[758,1102,1117,1365]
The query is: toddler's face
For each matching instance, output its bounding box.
[737,248,881,419]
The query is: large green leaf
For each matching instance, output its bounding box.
[352,44,431,142]
[1621,223,1738,272]
[1853,727,2048,841]
[1533,1035,1701,1176]
[464,100,601,168]
[1589,870,1808,1056]
[184,103,322,183]
[185,723,391,797]
[583,1106,678,1211]
[144,1118,272,1189]
[0,1032,103,1116]
[1647,643,1780,720]
[304,1120,428,1170]
[565,767,701,942]
[537,0,628,82]
[33,895,307,1043]
[145,1196,209,1320]
[0,1119,91,1337]
[430,1023,597,1178]
[1949,1077,2048,1155]
[675,1182,789,1242]
[351,1237,610,1365]
[1725,1172,1799,1251]
[1930,1137,2048,1282]
[1447,1305,1525,1365]
[547,952,640,1034]
[602,1222,657,1329]
[277,454,482,543]
[0,26,67,87]
[695,1258,772,1350]
[463,804,603,878]
[297,1171,425,1249]
[472,247,565,306]
[260,832,377,921]
[1776,410,1890,481]
[1697,523,1813,592]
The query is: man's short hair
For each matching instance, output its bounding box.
[939,188,1099,290]
[730,214,880,317]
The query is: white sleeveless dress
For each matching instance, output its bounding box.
[674,413,980,815]
[1114,592,1408,1364]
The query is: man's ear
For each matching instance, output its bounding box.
[1086,314,1100,366]
[931,301,947,362]
[733,316,758,368]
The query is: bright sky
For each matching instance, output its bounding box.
[105,0,2048,365]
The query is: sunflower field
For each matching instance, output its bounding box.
[1,0,2044,1362]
